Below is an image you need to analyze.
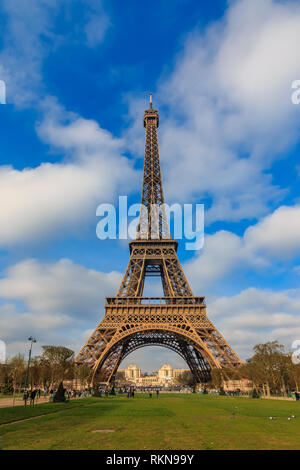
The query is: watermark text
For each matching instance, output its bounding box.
[96,196,204,251]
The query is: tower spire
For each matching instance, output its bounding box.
[137,95,170,240]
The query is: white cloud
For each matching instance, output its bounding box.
[125,0,300,223]
[0,0,56,106]
[0,258,122,356]
[0,3,123,247]
[37,97,123,154]
[208,286,300,358]
[185,203,300,290]
[0,0,110,106]
[0,99,137,245]
[0,258,121,319]
[84,0,110,47]
[0,303,71,341]
[244,204,300,259]
[294,266,300,275]
[185,230,261,291]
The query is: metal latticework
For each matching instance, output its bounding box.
[116,240,193,298]
[75,96,243,385]
[137,95,170,240]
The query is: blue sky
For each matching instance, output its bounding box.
[1,0,300,371]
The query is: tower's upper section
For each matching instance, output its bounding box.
[143,93,159,128]
[136,94,170,240]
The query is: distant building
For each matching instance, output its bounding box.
[124,364,142,380]
[158,364,173,380]
[223,379,252,393]
[158,364,188,379]
[119,364,189,387]
[117,364,252,391]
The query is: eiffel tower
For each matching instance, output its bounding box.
[75,94,242,384]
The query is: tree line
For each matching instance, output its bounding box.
[1,341,299,395]
[175,341,300,395]
[0,345,90,394]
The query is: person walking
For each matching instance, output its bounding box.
[30,389,37,405]
[23,390,29,406]
[156,389,159,399]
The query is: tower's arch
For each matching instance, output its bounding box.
[90,326,221,384]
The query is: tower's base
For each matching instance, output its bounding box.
[75,297,242,385]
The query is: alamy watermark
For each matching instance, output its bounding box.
[96,197,204,251]
[0,80,6,104]
[0,340,6,364]
[292,340,300,365]
[291,80,300,105]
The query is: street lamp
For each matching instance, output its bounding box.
[23,336,37,404]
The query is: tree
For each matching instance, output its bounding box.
[243,341,293,395]
[28,357,43,389]
[210,369,224,390]
[76,364,91,388]
[174,371,194,388]
[115,370,128,387]
[2,371,13,394]
[40,346,74,388]
[9,355,26,393]
[0,364,7,390]
[288,357,300,392]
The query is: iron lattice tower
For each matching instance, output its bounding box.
[75,95,242,384]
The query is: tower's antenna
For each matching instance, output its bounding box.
[149,92,153,109]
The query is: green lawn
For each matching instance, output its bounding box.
[0,393,300,450]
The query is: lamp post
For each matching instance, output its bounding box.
[23,336,37,405]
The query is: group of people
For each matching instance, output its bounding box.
[67,389,91,399]
[125,387,160,399]
[51,388,92,399]
[23,388,42,405]
[22,385,165,405]
[22,387,93,405]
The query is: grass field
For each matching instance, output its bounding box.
[0,393,300,450]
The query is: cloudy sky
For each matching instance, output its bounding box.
[1,0,300,371]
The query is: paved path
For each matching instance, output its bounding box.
[0,394,296,408]
[0,396,50,408]
[261,396,295,401]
